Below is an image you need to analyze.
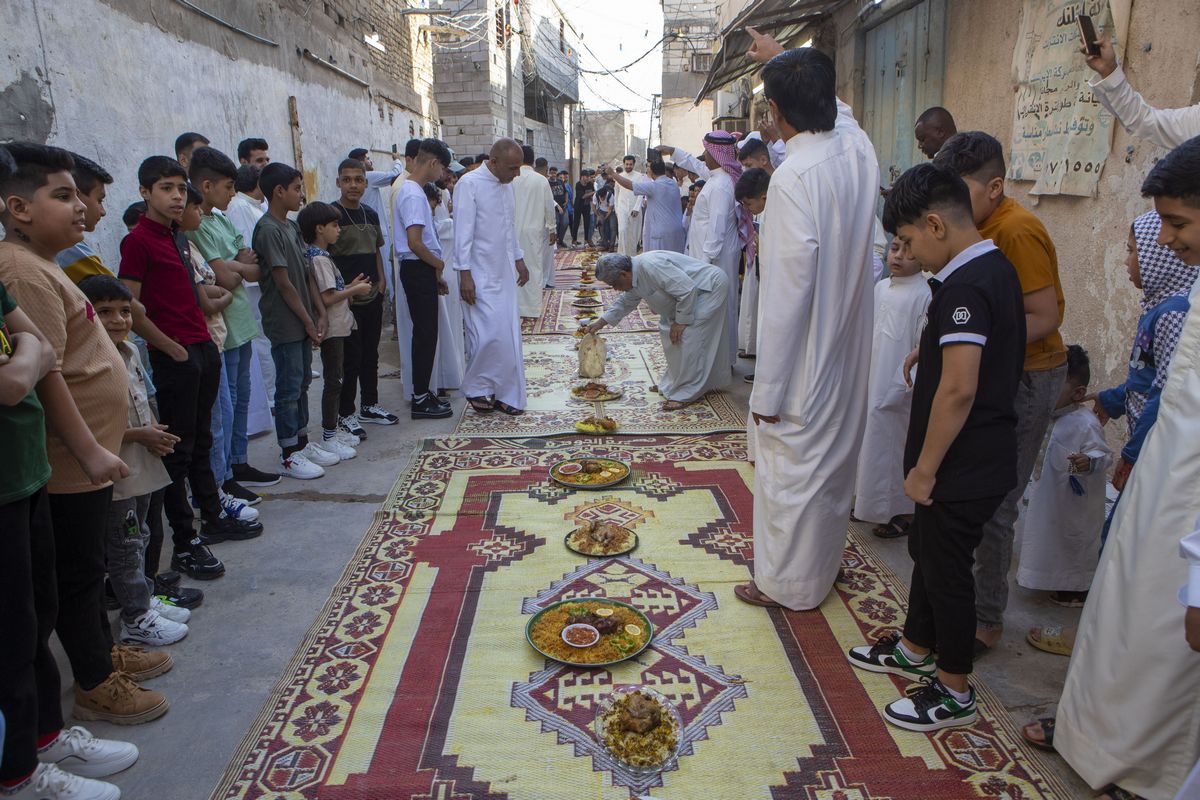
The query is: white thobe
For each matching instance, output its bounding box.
[1056,277,1200,799]
[600,251,731,402]
[615,180,642,257]
[749,100,879,611]
[1090,66,1200,149]
[452,166,527,408]
[512,166,556,318]
[1015,406,1112,592]
[431,205,464,392]
[364,159,405,253]
[631,175,686,253]
[675,154,741,364]
[852,272,931,524]
[738,218,761,356]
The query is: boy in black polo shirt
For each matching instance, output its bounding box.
[847,163,1024,732]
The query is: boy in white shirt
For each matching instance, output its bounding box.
[1016,345,1111,605]
[853,238,931,537]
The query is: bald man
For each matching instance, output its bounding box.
[914,107,957,159]
[452,139,530,414]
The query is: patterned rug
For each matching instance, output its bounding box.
[453,332,745,436]
[521,287,659,335]
[211,433,1070,800]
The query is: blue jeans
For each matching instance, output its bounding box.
[270,340,312,451]
[209,352,234,485]
[223,341,253,466]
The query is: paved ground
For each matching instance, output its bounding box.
[58,338,1088,798]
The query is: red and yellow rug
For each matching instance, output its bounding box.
[211,434,1069,800]
[521,288,659,335]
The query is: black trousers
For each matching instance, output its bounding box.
[144,488,165,579]
[49,487,115,691]
[569,206,584,242]
[150,341,222,550]
[902,494,1004,676]
[0,488,64,781]
[399,259,440,397]
[340,294,383,415]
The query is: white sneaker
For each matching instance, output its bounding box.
[302,442,340,467]
[39,726,138,779]
[317,438,356,460]
[119,609,187,646]
[280,451,324,480]
[334,429,360,448]
[150,596,191,624]
[218,490,260,523]
[2,763,120,800]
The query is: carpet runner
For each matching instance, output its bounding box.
[211,433,1071,800]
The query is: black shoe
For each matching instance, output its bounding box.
[743,373,755,384]
[223,478,262,506]
[155,583,204,610]
[359,404,399,425]
[231,462,281,487]
[104,578,120,610]
[201,514,263,543]
[412,394,453,420]
[155,570,182,589]
[171,541,225,580]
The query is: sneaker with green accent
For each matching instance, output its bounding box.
[883,678,977,732]
[847,632,936,679]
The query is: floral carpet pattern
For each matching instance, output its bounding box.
[452,333,746,437]
[211,434,1071,800]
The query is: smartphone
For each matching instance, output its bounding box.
[1077,14,1100,56]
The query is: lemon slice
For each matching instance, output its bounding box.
[594,607,614,617]
[624,624,642,636]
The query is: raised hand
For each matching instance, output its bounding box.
[746,26,784,64]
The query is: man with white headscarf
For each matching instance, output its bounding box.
[666,131,753,362]
[585,252,730,407]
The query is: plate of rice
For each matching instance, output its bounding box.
[525,598,653,667]
[595,685,682,774]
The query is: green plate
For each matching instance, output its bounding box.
[550,458,631,490]
[525,598,654,667]
[564,525,638,558]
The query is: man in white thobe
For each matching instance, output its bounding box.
[604,161,686,253]
[614,156,643,257]
[431,174,465,392]
[1053,141,1200,800]
[381,140,421,397]
[453,138,530,413]
[585,252,731,405]
[736,49,878,612]
[670,133,747,363]
[512,147,556,318]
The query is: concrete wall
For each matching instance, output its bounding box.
[581,110,632,167]
[1,0,440,267]
[660,0,719,150]
[661,97,716,152]
[819,0,1200,393]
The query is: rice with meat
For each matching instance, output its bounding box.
[528,600,649,665]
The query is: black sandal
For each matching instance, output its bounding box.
[872,515,913,539]
[493,401,524,416]
[467,396,495,413]
[1022,717,1055,752]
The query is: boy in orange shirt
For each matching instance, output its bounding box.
[934,132,1067,655]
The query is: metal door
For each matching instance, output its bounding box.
[861,0,948,199]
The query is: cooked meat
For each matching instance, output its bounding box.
[582,460,604,474]
[618,692,662,734]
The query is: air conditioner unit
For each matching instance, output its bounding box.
[715,89,746,119]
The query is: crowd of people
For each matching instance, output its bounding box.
[1,22,1198,800]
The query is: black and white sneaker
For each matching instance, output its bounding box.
[339,413,367,439]
[411,394,453,420]
[359,404,399,425]
[154,581,204,610]
[200,513,263,543]
[847,632,937,680]
[883,678,977,732]
[223,479,262,506]
[170,540,225,580]
[231,462,281,487]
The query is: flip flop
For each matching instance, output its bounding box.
[1021,717,1056,752]
[467,396,495,414]
[494,401,524,416]
[662,399,696,411]
[1048,590,1088,608]
[1027,625,1074,656]
[872,515,913,539]
[734,583,783,608]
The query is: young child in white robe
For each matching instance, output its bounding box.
[853,238,930,537]
[1016,345,1111,605]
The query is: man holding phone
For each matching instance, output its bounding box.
[1081,24,1200,148]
